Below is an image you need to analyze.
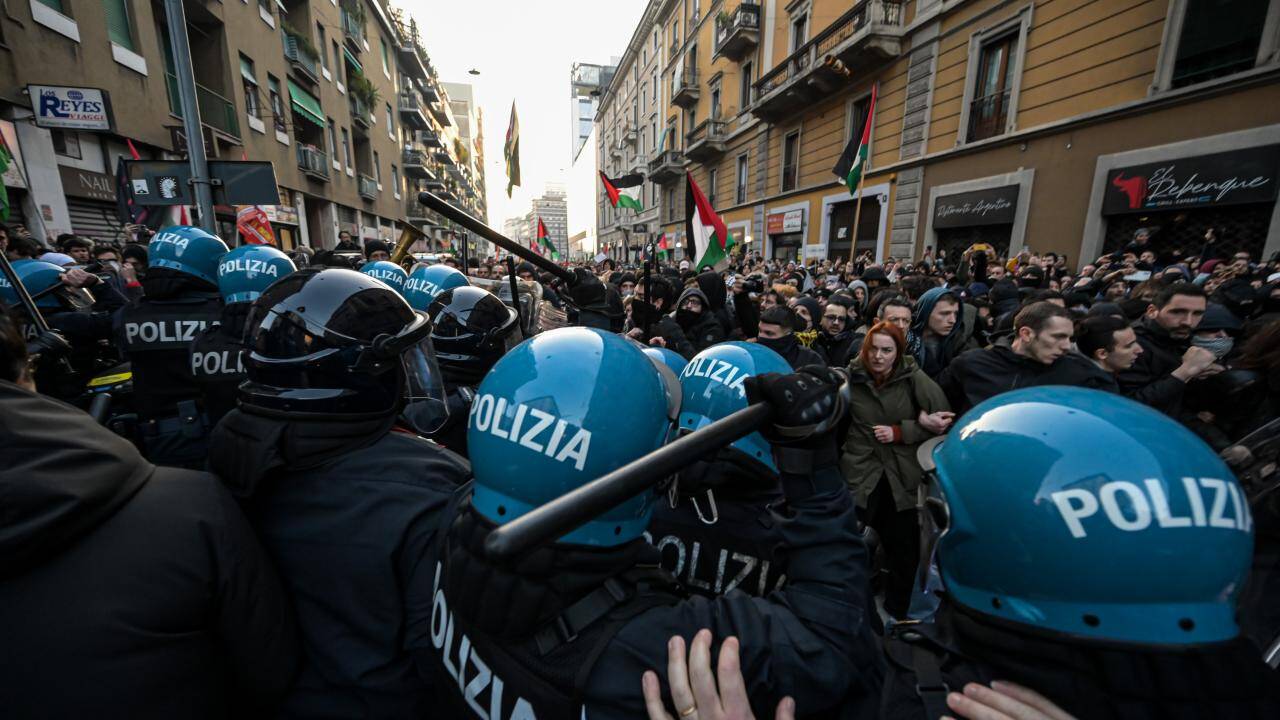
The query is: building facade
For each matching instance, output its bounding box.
[597,0,1280,267]
[571,61,616,161]
[525,185,569,259]
[0,0,484,251]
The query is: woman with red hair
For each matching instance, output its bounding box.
[840,320,953,620]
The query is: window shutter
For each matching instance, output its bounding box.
[102,0,133,49]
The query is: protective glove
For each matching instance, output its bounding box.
[25,329,72,360]
[629,298,661,330]
[564,268,606,308]
[744,365,849,487]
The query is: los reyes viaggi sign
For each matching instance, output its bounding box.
[1103,144,1279,215]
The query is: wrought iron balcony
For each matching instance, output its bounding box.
[648,149,685,184]
[428,95,450,126]
[340,5,365,50]
[398,90,428,129]
[296,145,329,181]
[164,72,240,140]
[419,81,439,103]
[283,30,320,83]
[714,2,760,62]
[752,0,904,121]
[672,66,700,108]
[406,195,430,220]
[358,173,377,200]
[349,95,372,130]
[403,147,431,178]
[432,148,452,164]
[685,119,726,162]
[417,127,442,148]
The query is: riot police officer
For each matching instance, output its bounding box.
[361,259,408,294]
[421,285,522,456]
[403,262,469,312]
[0,259,98,400]
[410,327,883,719]
[647,342,791,599]
[189,244,295,426]
[884,387,1280,719]
[207,267,468,716]
[116,226,226,467]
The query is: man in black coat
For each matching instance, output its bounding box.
[1118,282,1217,417]
[674,286,727,354]
[0,377,298,718]
[756,305,826,369]
[815,295,860,367]
[625,275,694,358]
[937,302,1114,415]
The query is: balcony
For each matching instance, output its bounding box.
[752,0,904,121]
[685,119,727,162]
[282,31,320,84]
[340,5,365,50]
[165,73,240,140]
[403,147,431,178]
[417,127,442,148]
[648,149,685,184]
[434,148,454,165]
[428,97,450,126]
[622,127,637,146]
[406,196,430,221]
[349,95,372,130]
[419,81,439,103]
[398,90,428,129]
[358,174,377,200]
[297,145,330,181]
[397,43,428,81]
[672,66,700,108]
[714,2,761,61]
[967,89,1012,143]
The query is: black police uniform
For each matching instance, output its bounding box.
[646,479,787,599]
[188,302,251,427]
[412,463,884,720]
[116,288,222,467]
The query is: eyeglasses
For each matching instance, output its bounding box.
[822,314,846,323]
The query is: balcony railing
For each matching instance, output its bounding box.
[398,90,428,129]
[340,6,365,48]
[967,89,1011,143]
[296,145,330,180]
[164,72,240,140]
[406,196,429,219]
[714,2,761,61]
[417,127,442,148]
[358,174,377,200]
[672,66,700,108]
[403,147,431,178]
[419,81,439,103]
[685,119,727,161]
[282,30,319,83]
[349,95,372,128]
[648,149,685,184]
[753,0,903,120]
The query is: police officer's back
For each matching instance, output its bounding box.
[117,226,226,467]
[208,268,468,717]
[410,328,883,719]
[884,387,1280,719]
[190,244,295,427]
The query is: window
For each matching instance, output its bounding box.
[967,32,1018,142]
[790,13,808,52]
[327,119,337,156]
[653,76,658,103]
[707,168,717,207]
[380,39,390,75]
[317,22,327,71]
[332,41,343,84]
[341,127,351,168]
[391,165,400,195]
[710,85,721,119]
[735,153,748,204]
[847,94,872,143]
[51,130,82,159]
[665,187,676,222]
[240,54,260,118]
[781,130,799,192]
[385,103,394,138]
[740,61,753,110]
[103,0,134,50]
[1168,0,1273,88]
[373,151,381,181]
[267,74,286,132]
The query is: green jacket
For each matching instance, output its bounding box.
[840,356,950,511]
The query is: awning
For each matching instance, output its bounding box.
[342,46,363,74]
[288,80,326,128]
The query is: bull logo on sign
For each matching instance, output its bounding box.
[1112,173,1148,210]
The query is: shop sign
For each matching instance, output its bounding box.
[29,85,113,131]
[1103,145,1280,215]
[766,209,804,234]
[933,185,1019,229]
[264,187,299,225]
[58,165,116,202]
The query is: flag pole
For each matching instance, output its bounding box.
[847,170,866,265]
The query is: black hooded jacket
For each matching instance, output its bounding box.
[1118,317,1191,417]
[675,286,727,353]
[0,381,298,718]
[936,338,1116,416]
[207,408,470,718]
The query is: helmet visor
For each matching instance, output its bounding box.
[400,335,450,435]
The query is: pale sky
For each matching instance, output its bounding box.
[406,0,647,228]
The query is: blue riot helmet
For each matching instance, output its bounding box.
[468,327,672,546]
[0,259,94,310]
[427,286,521,386]
[361,260,408,294]
[217,245,297,304]
[916,387,1253,646]
[147,226,229,284]
[642,346,688,377]
[404,263,469,312]
[677,341,790,473]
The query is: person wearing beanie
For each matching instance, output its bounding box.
[363,240,391,262]
[791,296,821,332]
[755,305,825,370]
[672,286,725,354]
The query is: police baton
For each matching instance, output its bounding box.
[418,191,573,284]
[484,402,774,562]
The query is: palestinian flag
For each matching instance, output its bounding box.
[833,85,877,194]
[656,233,670,259]
[504,101,520,197]
[685,172,734,272]
[600,171,644,212]
[536,217,559,260]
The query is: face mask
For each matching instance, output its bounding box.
[757,334,797,356]
[675,308,701,328]
[1192,335,1234,360]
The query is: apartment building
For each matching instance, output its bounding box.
[526,185,569,259]
[600,0,1280,266]
[0,0,484,250]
